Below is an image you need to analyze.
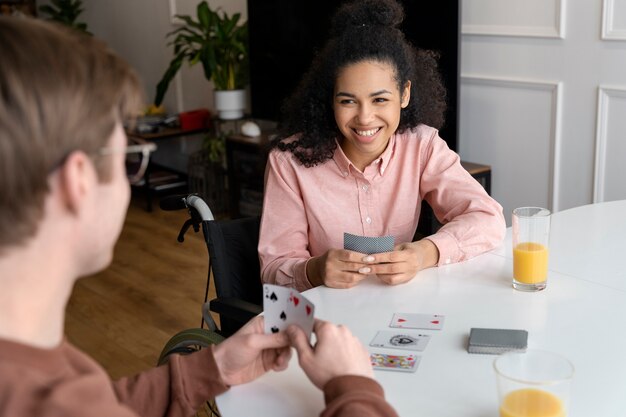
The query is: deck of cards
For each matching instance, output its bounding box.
[263,284,315,339]
[344,232,394,254]
[467,328,528,355]
[369,312,445,373]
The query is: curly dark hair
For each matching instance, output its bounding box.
[271,0,447,167]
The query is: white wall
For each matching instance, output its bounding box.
[460,0,626,223]
[67,0,246,113]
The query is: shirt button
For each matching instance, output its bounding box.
[362,185,369,191]
[365,217,372,224]
[342,171,348,177]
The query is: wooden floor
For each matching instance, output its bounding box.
[65,195,217,379]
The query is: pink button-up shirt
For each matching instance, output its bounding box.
[259,124,505,291]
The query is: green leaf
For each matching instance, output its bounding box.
[173,14,203,31]
[222,13,239,36]
[197,1,211,29]
[154,52,185,106]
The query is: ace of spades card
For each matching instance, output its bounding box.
[263,284,315,339]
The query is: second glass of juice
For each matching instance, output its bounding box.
[494,350,574,417]
[512,207,551,291]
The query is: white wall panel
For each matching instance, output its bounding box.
[462,0,565,38]
[602,0,626,40]
[459,76,562,224]
[594,87,626,202]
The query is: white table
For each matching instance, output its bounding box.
[216,200,626,416]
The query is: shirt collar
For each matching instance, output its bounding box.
[332,133,397,178]
[376,133,396,176]
[332,139,352,178]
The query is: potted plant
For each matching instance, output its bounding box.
[38,0,91,34]
[154,1,248,120]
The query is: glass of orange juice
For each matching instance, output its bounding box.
[494,350,574,417]
[512,207,551,291]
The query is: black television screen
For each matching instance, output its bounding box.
[246,0,459,150]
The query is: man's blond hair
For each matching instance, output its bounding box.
[0,16,143,249]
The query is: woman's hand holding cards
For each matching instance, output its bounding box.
[287,320,374,389]
[366,239,440,285]
[305,249,371,289]
[307,239,440,288]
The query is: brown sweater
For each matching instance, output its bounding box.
[0,338,398,417]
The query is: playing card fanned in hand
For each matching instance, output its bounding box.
[344,233,394,255]
[263,284,315,339]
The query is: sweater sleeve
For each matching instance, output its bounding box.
[112,345,229,417]
[321,376,399,417]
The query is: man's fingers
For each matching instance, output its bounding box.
[286,325,313,358]
[271,346,292,371]
[249,331,290,351]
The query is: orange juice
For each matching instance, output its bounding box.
[513,242,548,284]
[500,388,565,417]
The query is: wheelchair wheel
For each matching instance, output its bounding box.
[157,328,225,366]
[158,328,226,417]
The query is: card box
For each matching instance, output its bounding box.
[467,328,528,355]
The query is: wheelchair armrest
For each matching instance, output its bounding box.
[209,297,262,324]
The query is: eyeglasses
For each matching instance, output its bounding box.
[98,141,157,183]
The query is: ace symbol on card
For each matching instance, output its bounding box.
[370,330,431,352]
[263,284,315,339]
[390,313,445,330]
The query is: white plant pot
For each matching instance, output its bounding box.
[214,89,246,120]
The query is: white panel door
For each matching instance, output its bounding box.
[460,0,626,222]
[595,87,626,203]
[459,77,561,219]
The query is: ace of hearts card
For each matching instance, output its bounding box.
[390,313,445,330]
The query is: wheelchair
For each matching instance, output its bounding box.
[157,194,263,415]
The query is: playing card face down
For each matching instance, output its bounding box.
[370,353,420,373]
[263,284,315,339]
[369,330,431,352]
[344,232,394,255]
[467,328,528,355]
[390,313,445,330]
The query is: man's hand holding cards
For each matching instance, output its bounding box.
[263,284,315,339]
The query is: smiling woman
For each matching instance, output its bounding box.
[333,60,410,171]
[258,0,506,292]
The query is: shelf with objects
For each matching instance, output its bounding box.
[125,112,211,212]
[224,120,276,218]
